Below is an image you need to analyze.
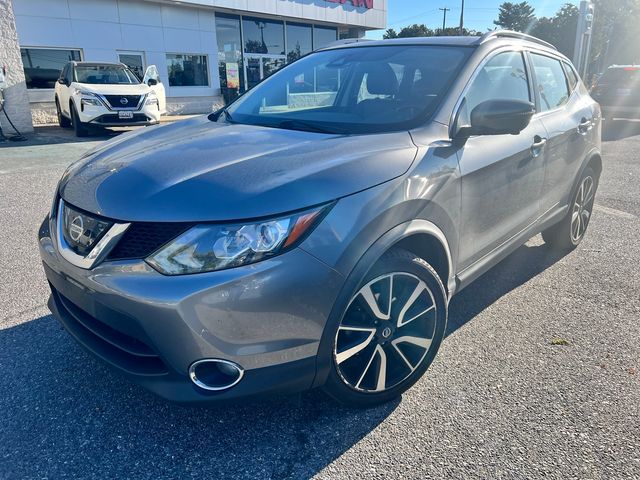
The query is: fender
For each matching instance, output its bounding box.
[311,219,455,388]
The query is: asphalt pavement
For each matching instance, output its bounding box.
[0,121,639,479]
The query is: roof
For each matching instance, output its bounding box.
[71,61,126,67]
[322,30,557,53]
[607,65,640,69]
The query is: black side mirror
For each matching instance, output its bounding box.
[461,99,535,137]
[147,78,158,86]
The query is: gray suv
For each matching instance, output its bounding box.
[38,31,601,407]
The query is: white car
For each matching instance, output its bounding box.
[54,61,166,136]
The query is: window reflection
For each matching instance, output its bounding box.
[242,17,285,55]
[286,23,312,62]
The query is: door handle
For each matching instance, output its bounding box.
[578,117,592,134]
[531,136,547,157]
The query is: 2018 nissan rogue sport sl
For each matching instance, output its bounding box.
[38,31,602,407]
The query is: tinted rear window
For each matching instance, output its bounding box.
[599,68,640,86]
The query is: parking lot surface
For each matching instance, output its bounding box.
[1,122,639,479]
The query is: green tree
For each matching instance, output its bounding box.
[383,28,398,39]
[530,3,579,58]
[494,2,536,32]
[590,0,640,72]
[396,24,436,38]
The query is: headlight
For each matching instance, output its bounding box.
[81,97,102,107]
[145,93,158,106]
[146,204,332,275]
[73,88,96,97]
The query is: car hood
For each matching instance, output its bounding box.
[72,82,150,96]
[59,116,418,222]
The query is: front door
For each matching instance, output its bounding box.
[455,50,547,270]
[143,65,166,114]
[244,54,285,90]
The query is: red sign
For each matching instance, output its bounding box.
[327,0,373,9]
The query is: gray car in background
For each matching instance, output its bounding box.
[38,31,601,407]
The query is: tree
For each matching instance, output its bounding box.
[494,2,536,32]
[589,0,640,72]
[530,3,579,58]
[440,27,480,36]
[383,28,398,39]
[396,24,435,38]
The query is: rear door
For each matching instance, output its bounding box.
[455,50,547,270]
[528,52,597,213]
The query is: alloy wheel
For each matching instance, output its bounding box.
[571,175,594,243]
[334,272,437,393]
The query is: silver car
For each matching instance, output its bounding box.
[38,31,602,407]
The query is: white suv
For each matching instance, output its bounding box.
[55,62,166,137]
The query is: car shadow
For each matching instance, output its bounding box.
[447,239,570,336]
[602,119,640,141]
[0,125,126,148]
[0,240,568,478]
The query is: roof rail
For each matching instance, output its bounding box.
[478,29,557,50]
[318,38,373,50]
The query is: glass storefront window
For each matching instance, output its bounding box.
[313,26,338,50]
[286,23,312,63]
[20,48,82,89]
[166,54,209,86]
[216,14,244,102]
[242,17,285,55]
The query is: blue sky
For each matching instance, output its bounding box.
[366,0,579,39]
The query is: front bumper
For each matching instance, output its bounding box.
[78,99,161,127]
[38,216,344,403]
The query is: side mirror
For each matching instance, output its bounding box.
[461,99,535,137]
[147,78,158,86]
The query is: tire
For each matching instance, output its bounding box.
[56,99,71,128]
[71,103,89,137]
[323,248,448,407]
[542,166,597,251]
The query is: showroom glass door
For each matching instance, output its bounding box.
[244,54,285,90]
[118,51,146,81]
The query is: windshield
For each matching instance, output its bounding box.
[74,65,140,85]
[225,45,472,134]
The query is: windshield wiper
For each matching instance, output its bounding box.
[277,119,345,135]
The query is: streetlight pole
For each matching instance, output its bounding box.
[459,0,465,35]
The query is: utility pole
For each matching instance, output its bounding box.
[439,7,450,34]
[573,1,594,78]
[459,0,465,35]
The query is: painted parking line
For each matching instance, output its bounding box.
[594,204,637,220]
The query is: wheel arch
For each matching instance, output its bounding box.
[568,148,602,206]
[311,219,455,388]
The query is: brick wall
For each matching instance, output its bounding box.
[0,0,33,135]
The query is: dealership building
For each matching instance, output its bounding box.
[0,0,386,132]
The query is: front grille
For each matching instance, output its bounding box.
[103,94,142,109]
[61,202,112,256]
[51,286,168,376]
[95,114,149,124]
[107,222,193,261]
